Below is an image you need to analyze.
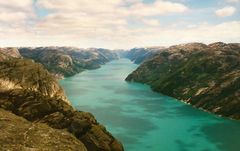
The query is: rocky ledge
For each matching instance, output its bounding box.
[126,42,240,120]
[0,51,123,151]
[0,108,87,151]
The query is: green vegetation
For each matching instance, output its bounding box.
[0,53,123,151]
[126,42,240,119]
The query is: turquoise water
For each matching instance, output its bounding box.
[60,58,240,151]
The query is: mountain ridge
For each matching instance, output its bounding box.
[18,47,119,78]
[126,42,240,120]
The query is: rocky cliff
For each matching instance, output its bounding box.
[19,47,119,77]
[0,52,123,151]
[0,47,22,60]
[126,42,240,120]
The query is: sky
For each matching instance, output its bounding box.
[0,0,239,49]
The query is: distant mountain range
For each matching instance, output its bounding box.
[122,46,165,64]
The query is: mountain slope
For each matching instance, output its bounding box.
[19,47,119,77]
[126,42,240,120]
[0,53,123,151]
[0,109,87,151]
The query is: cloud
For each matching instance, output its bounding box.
[33,0,188,39]
[37,0,188,17]
[129,0,188,16]
[0,0,239,49]
[141,19,161,26]
[215,6,236,17]
[1,20,239,49]
[117,21,240,48]
[0,12,28,23]
[0,0,34,24]
[225,0,240,3]
[0,0,32,8]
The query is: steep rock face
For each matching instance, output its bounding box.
[19,47,118,77]
[0,58,123,151]
[126,42,240,120]
[125,47,165,64]
[0,47,22,61]
[0,59,69,104]
[0,109,87,151]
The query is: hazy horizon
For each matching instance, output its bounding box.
[1,41,239,50]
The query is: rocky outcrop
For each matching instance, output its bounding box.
[19,47,119,77]
[126,42,240,120]
[0,58,69,104]
[0,108,87,151]
[0,56,123,151]
[0,47,22,61]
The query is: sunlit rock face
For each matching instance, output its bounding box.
[126,42,240,120]
[18,47,119,77]
[0,58,69,104]
[0,47,22,61]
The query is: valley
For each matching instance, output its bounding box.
[60,58,240,151]
[0,42,239,151]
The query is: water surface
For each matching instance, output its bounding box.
[60,58,240,151]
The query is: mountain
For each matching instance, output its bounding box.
[126,42,240,120]
[0,52,123,151]
[18,47,119,78]
[124,47,165,64]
